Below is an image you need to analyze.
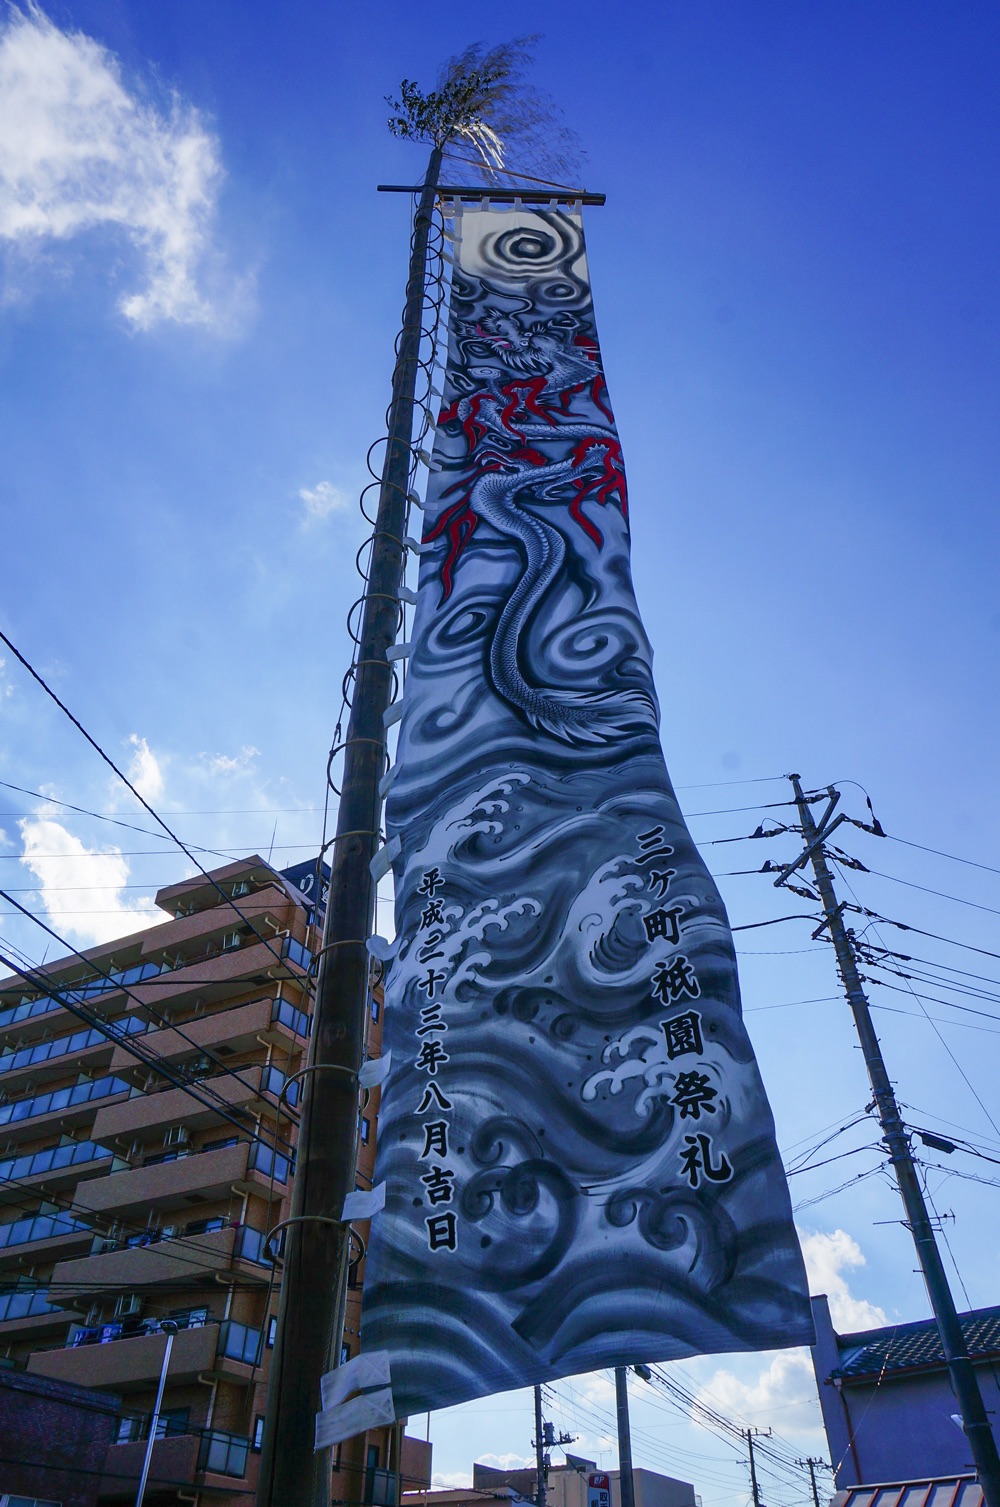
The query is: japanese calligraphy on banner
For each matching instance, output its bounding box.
[360,202,813,1416]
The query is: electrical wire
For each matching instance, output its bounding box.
[0,940,299,1157]
[861,868,1000,920]
[848,907,1000,965]
[0,629,300,976]
[0,884,307,1120]
[882,831,1000,881]
[831,861,1000,1141]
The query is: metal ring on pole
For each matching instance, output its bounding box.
[279,1060,360,1112]
[263,1211,347,1265]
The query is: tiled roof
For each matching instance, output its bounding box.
[836,1306,1000,1379]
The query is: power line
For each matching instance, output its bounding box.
[0,886,303,1118]
[862,868,1000,920]
[883,831,1000,881]
[849,906,1000,965]
[0,940,298,1157]
[831,863,1000,1142]
[0,628,305,978]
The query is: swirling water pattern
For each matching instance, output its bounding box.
[361,205,813,1415]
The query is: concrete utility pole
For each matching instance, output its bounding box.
[781,775,1000,1507]
[616,1368,637,1507]
[797,1456,824,1507]
[535,1385,547,1507]
[256,145,443,1507]
[746,1429,764,1507]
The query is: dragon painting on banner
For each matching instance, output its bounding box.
[360,203,813,1417]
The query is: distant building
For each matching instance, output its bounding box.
[0,1367,120,1507]
[0,855,429,1505]
[471,1461,698,1507]
[811,1293,1000,1507]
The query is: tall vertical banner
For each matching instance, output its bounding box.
[362,203,813,1416]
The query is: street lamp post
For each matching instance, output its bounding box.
[135,1318,179,1507]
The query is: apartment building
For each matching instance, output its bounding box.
[0,853,416,1505]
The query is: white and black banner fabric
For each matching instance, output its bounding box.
[360,203,813,1416]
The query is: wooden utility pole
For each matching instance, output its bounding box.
[256,145,443,1507]
[781,776,1000,1507]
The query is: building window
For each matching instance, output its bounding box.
[154,1406,191,1439]
[184,1216,226,1237]
[371,996,380,1022]
[252,1415,265,1452]
[360,1117,370,1145]
[167,1306,209,1330]
[341,1342,351,1364]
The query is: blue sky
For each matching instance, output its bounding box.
[1,3,999,1503]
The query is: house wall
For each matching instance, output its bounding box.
[811,1294,1000,1488]
[0,1367,120,1507]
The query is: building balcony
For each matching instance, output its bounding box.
[0,1021,143,1091]
[29,1317,221,1391]
[120,935,311,1016]
[74,1138,253,1218]
[0,1287,71,1338]
[50,1224,238,1297]
[0,1210,94,1266]
[100,1426,254,1498]
[0,1074,132,1145]
[0,994,76,1047]
[108,993,304,1075]
[100,1433,201,1500]
[0,1138,124,1207]
[91,1070,262,1143]
[136,882,295,956]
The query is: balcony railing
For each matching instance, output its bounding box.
[366,1465,399,1506]
[0,1287,63,1322]
[217,1318,262,1366]
[233,1224,273,1267]
[0,1211,91,1251]
[69,1309,209,1347]
[0,1074,131,1127]
[4,931,313,1028]
[270,996,310,1038]
[0,1138,119,1186]
[0,994,67,1033]
[0,1017,146,1076]
[260,1063,300,1108]
[197,1427,251,1478]
[247,1140,293,1185]
[281,936,312,972]
[112,1415,250,1477]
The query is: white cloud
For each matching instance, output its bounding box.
[200,744,260,776]
[432,1473,474,1489]
[799,1227,888,1330]
[19,814,157,946]
[298,480,349,522]
[0,4,231,327]
[126,734,164,803]
[695,1349,823,1438]
[476,1454,535,1472]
